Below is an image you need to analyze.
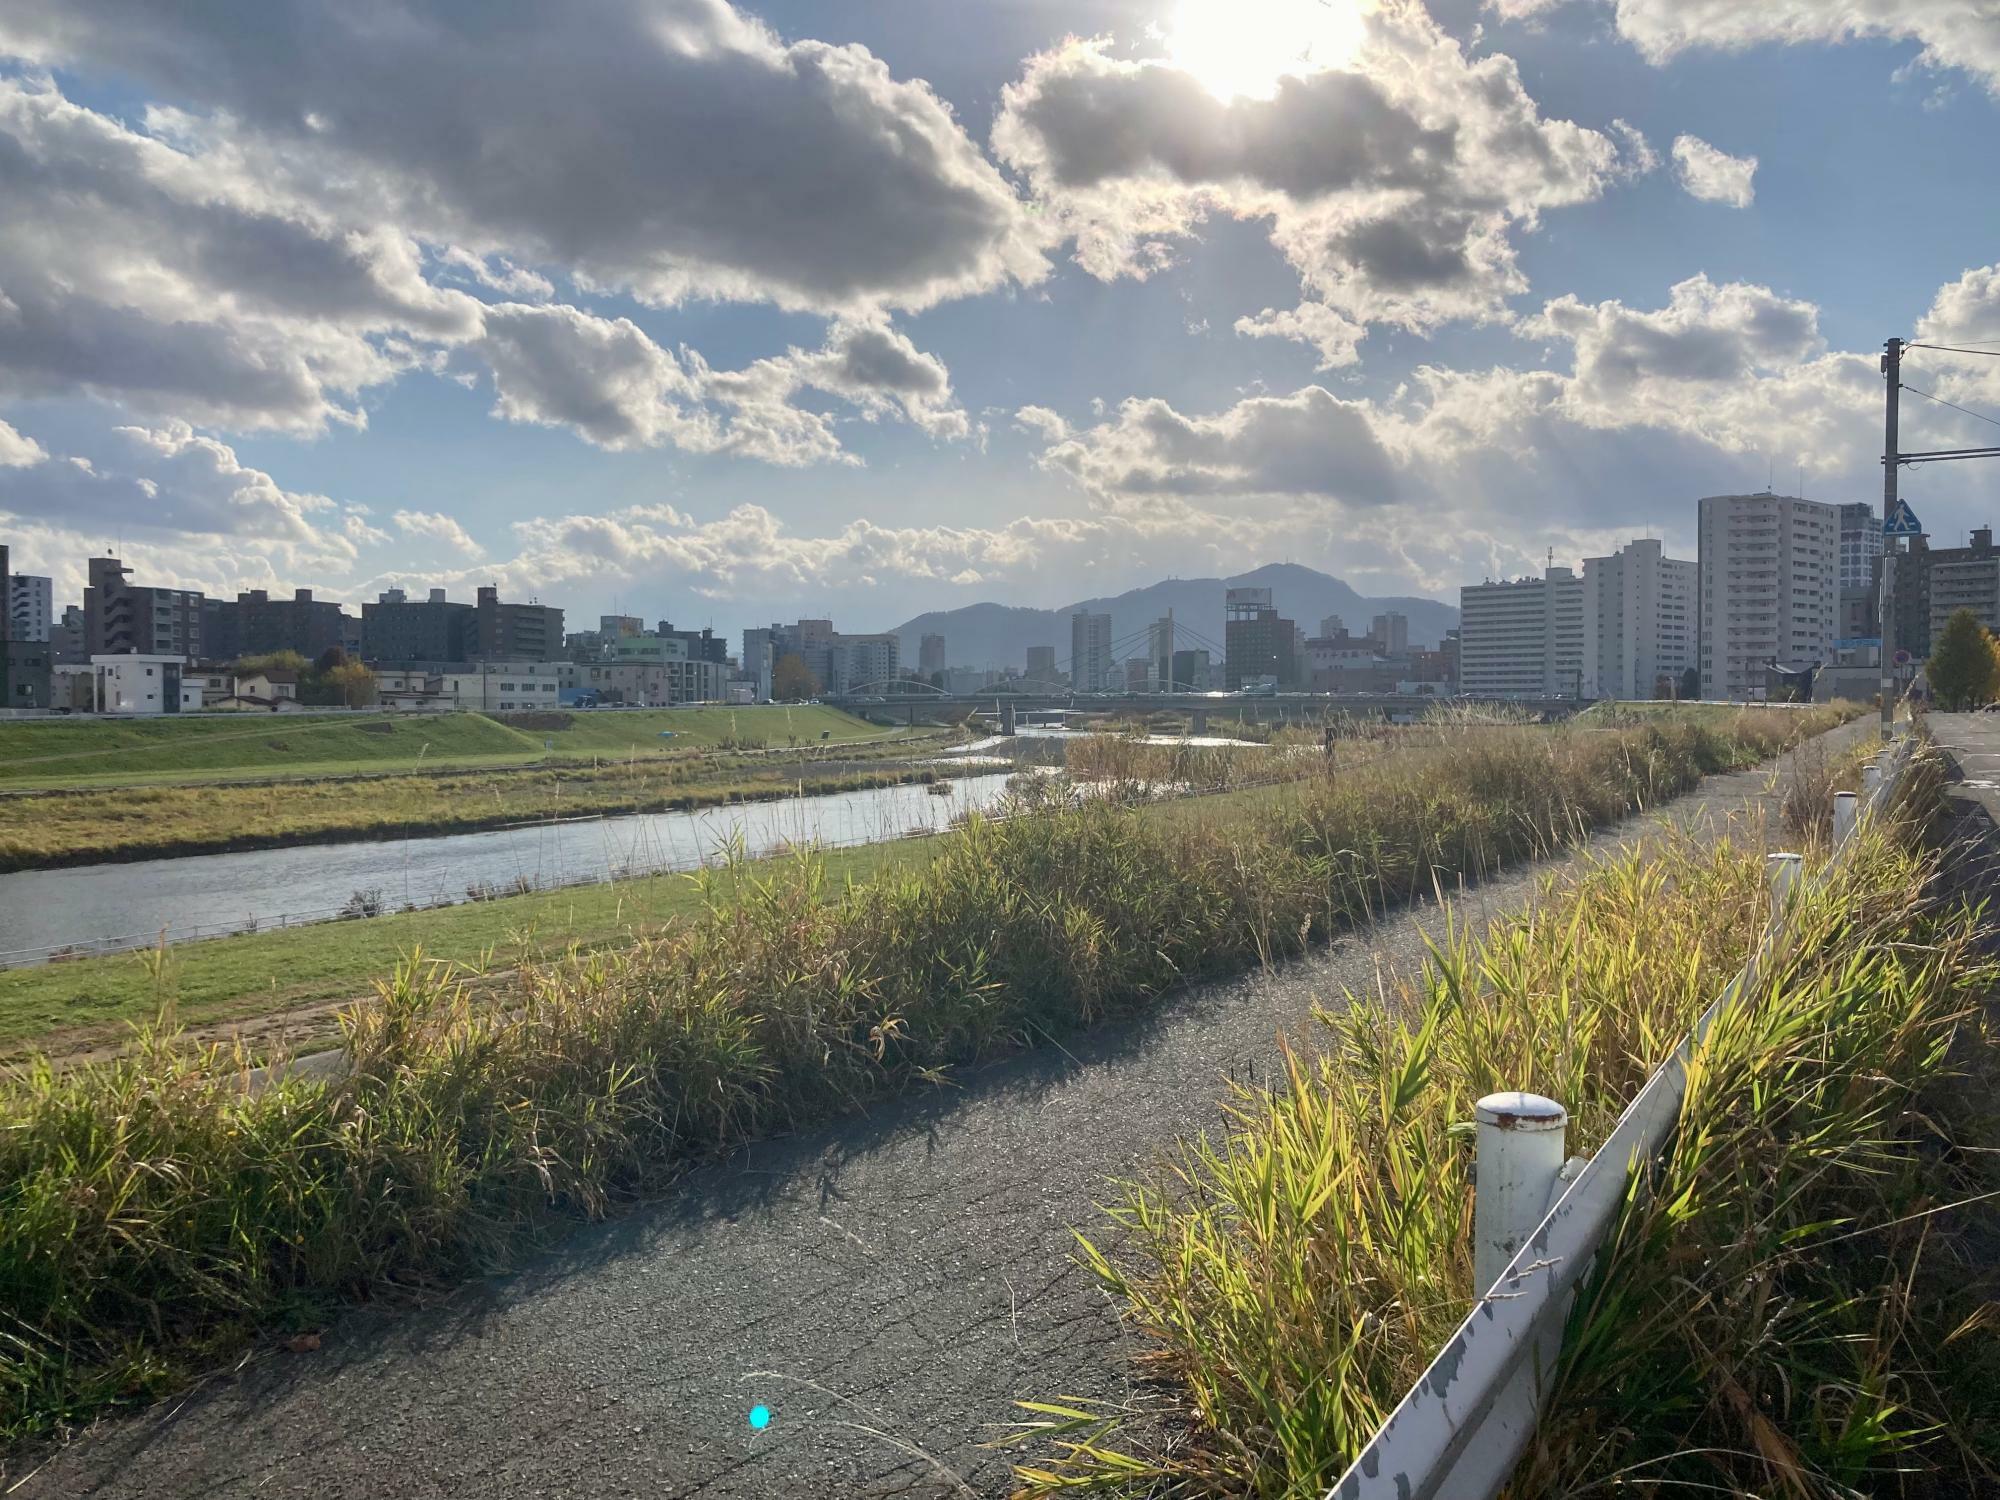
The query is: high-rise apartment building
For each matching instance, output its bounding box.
[1458,565,1585,698]
[1025,644,1057,683]
[1839,501,1884,592]
[206,588,350,662]
[1147,613,1174,690]
[825,634,899,694]
[6,568,52,642]
[1070,610,1113,693]
[1697,492,1838,700]
[83,555,205,659]
[919,633,947,677]
[1369,611,1409,657]
[362,588,474,663]
[1927,527,2000,643]
[1580,539,1695,699]
[476,586,563,661]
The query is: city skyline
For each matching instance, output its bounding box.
[1,2,1998,638]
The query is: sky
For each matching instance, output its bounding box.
[1,0,1998,641]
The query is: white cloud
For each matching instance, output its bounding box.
[1489,1,2000,96]
[993,2,1647,339]
[1671,135,1757,208]
[393,509,484,558]
[1234,302,1369,369]
[0,419,364,581]
[0,0,1046,316]
[0,416,47,467]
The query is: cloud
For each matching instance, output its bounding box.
[0,0,1045,316]
[1671,135,1757,207]
[393,509,484,558]
[0,416,47,467]
[993,2,1645,342]
[1488,1,2000,96]
[0,419,364,576]
[1234,302,1369,370]
[0,76,476,432]
[470,303,972,464]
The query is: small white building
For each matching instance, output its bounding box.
[90,654,203,714]
[439,661,565,711]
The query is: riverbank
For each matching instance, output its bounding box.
[0,706,1852,1444]
[0,740,961,870]
[0,704,900,790]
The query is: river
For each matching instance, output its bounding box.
[0,771,1018,966]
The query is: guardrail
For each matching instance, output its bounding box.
[1328,721,1918,1500]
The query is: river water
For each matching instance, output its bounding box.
[0,772,1018,966]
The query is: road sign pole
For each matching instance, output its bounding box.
[1881,337,1901,742]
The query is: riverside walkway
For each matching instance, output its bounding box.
[14,721,1869,1500]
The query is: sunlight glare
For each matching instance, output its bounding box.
[1161,0,1368,102]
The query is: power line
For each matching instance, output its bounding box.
[1901,380,2000,433]
[1906,341,2000,359]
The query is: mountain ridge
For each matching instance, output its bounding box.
[890,563,1457,672]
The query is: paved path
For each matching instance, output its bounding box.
[12,724,1866,1500]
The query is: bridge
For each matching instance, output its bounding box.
[823,685,1590,729]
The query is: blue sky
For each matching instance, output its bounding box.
[0,0,1996,641]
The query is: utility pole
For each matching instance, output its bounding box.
[1880,337,1901,742]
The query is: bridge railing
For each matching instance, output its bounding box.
[1327,722,1917,1500]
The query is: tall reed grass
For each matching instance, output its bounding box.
[0,707,1847,1440]
[1010,749,1997,1497]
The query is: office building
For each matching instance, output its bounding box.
[1580,539,1695,699]
[1369,612,1409,658]
[83,555,206,658]
[1070,610,1113,693]
[742,626,776,701]
[600,615,646,638]
[1025,644,1057,684]
[7,568,52,642]
[919,633,947,677]
[1224,587,1297,691]
[438,661,565,711]
[656,621,729,667]
[1170,648,1211,693]
[1697,492,1839,700]
[1458,565,1585,698]
[563,657,726,706]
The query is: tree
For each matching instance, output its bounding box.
[771,652,819,702]
[231,649,310,677]
[323,661,377,708]
[1679,666,1701,701]
[1927,608,2000,709]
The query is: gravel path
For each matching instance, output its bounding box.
[11,721,1867,1500]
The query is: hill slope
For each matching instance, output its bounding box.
[893,563,1456,672]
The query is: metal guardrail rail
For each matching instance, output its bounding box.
[1328,724,1918,1500]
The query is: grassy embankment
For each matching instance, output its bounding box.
[0,704,894,789]
[1011,745,2000,1496]
[0,706,1849,1440]
[0,710,942,869]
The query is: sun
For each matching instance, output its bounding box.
[1161,0,1368,102]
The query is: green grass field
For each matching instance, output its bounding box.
[0,704,895,788]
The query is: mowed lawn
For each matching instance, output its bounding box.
[0,704,898,788]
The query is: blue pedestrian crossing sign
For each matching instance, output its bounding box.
[1885,499,1924,536]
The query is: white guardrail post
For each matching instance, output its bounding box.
[1328,729,1919,1500]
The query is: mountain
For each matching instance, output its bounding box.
[891,563,1458,672]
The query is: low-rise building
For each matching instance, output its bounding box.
[438,661,565,711]
[89,654,203,713]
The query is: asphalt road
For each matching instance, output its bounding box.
[12,722,1866,1500]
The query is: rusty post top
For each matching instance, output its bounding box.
[1474,1091,1567,1131]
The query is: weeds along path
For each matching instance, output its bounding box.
[9,718,1870,1500]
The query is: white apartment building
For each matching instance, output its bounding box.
[1839,501,1884,592]
[562,657,727,706]
[1928,549,2000,642]
[1458,565,1585,698]
[1698,492,1839,700]
[1580,538,1696,699]
[7,573,53,642]
[89,654,204,714]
